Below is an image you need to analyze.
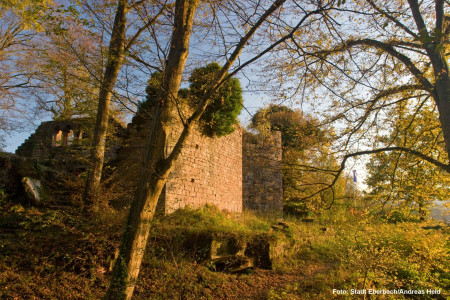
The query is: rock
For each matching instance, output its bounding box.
[244,235,272,270]
[22,177,44,206]
[204,255,253,273]
[271,221,290,231]
[277,221,289,228]
[210,237,245,258]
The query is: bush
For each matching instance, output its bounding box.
[268,213,449,299]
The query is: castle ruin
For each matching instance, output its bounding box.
[15,117,283,216]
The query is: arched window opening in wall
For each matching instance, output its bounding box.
[63,125,73,146]
[53,126,62,147]
[74,130,83,140]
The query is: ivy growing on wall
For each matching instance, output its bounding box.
[188,62,243,137]
[136,63,242,137]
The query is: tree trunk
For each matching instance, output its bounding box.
[429,51,450,160]
[104,1,199,299]
[83,0,128,210]
[105,0,287,297]
[407,0,450,161]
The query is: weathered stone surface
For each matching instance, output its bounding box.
[210,237,245,259]
[119,119,283,217]
[164,123,243,214]
[15,117,126,165]
[22,177,44,206]
[243,131,283,217]
[244,235,273,270]
[153,230,275,273]
[204,255,253,273]
[15,114,284,217]
[205,235,274,272]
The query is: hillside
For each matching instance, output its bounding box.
[1,201,448,299]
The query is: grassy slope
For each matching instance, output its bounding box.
[0,203,448,299]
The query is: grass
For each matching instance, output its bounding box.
[0,200,448,299]
[267,212,449,299]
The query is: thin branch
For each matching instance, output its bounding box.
[299,147,449,204]
[165,0,288,166]
[320,38,434,91]
[124,2,169,52]
[366,0,418,38]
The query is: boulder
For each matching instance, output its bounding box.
[204,255,253,273]
[210,237,245,258]
[22,177,44,206]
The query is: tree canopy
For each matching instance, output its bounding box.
[188,62,243,137]
[134,63,243,138]
[262,0,450,175]
[365,102,450,220]
[251,104,327,150]
[251,104,348,215]
[0,0,52,29]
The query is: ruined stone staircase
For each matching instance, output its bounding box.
[15,124,50,159]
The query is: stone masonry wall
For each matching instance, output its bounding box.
[242,131,283,217]
[17,115,283,217]
[15,118,125,163]
[164,124,243,214]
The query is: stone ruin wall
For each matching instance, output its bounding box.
[16,117,283,217]
[163,124,243,214]
[15,118,124,164]
[15,120,83,160]
[162,120,283,216]
[243,131,283,217]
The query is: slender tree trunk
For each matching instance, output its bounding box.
[104,1,199,299]
[83,0,128,210]
[105,0,286,297]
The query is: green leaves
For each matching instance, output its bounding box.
[139,64,243,138]
[188,63,243,137]
[250,104,343,215]
[336,0,346,8]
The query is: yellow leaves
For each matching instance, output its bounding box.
[0,0,53,30]
[336,220,448,292]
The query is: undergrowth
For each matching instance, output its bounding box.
[0,201,448,299]
[267,210,449,300]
